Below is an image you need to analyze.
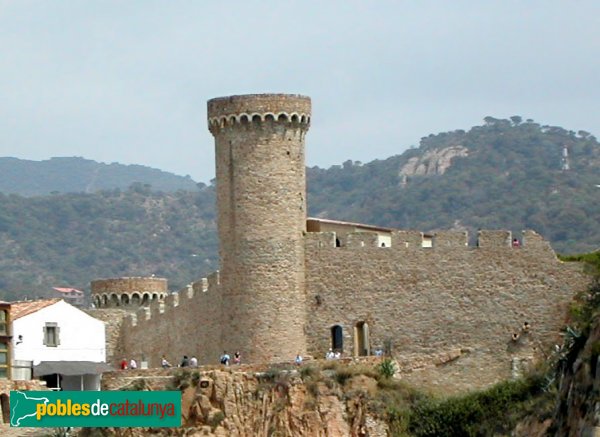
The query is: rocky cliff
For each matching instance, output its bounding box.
[550,315,600,436]
[398,145,468,181]
[98,363,390,437]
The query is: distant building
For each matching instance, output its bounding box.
[0,302,12,379]
[11,299,110,390]
[52,287,85,307]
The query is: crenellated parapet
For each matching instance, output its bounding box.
[91,277,168,309]
[207,94,311,135]
[123,271,220,330]
[305,229,552,251]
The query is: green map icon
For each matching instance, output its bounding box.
[10,391,49,426]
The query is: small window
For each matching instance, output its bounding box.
[43,323,60,347]
[0,343,8,378]
[0,311,7,335]
[331,325,343,352]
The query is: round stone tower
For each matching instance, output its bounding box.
[208,94,311,363]
[91,277,168,309]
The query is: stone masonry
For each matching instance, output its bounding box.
[93,94,590,393]
[208,94,311,363]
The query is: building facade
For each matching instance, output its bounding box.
[12,299,108,390]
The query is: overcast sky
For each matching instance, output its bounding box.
[1,1,598,182]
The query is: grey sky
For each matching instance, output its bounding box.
[1,1,598,182]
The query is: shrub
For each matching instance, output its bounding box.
[377,358,396,379]
[207,411,225,430]
[407,378,543,437]
[300,365,318,379]
[334,368,354,386]
[191,371,200,387]
[168,369,191,391]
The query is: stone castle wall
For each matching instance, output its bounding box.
[304,229,589,392]
[90,93,591,394]
[85,308,130,366]
[116,272,223,368]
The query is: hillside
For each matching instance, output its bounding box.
[0,185,218,301]
[307,117,600,254]
[1,117,599,300]
[0,157,199,195]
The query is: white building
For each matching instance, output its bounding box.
[11,299,110,390]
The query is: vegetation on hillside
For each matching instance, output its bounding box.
[0,157,199,195]
[307,117,600,254]
[0,184,217,300]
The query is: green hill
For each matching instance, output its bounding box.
[306,117,600,254]
[0,157,199,195]
[1,117,599,300]
[0,185,218,300]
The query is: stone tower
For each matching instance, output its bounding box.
[208,94,311,363]
[91,277,168,309]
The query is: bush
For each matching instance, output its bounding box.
[300,365,318,379]
[377,358,396,379]
[407,378,543,437]
[334,368,354,386]
[207,411,225,430]
[168,369,191,391]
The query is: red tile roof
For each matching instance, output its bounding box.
[52,287,84,294]
[11,299,61,320]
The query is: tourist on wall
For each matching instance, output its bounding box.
[129,358,137,369]
[120,358,128,370]
[220,351,230,366]
[189,355,198,367]
[233,351,241,365]
[180,355,190,367]
[161,355,172,368]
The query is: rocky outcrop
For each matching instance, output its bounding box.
[399,146,468,183]
[551,316,600,437]
[99,366,389,437]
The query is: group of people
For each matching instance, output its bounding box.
[157,351,243,368]
[120,358,138,370]
[161,354,199,368]
[325,348,342,360]
[219,351,241,366]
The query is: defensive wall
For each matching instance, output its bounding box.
[304,228,589,392]
[106,227,590,393]
[115,272,222,368]
[89,93,591,393]
[85,308,130,365]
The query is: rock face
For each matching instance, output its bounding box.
[399,145,468,179]
[101,366,389,437]
[551,316,600,437]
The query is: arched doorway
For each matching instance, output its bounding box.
[0,394,9,423]
[354,321,370,357]
[331,325,343,352]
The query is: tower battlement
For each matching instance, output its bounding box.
[91,277,168,309]
[207,93,311,133]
